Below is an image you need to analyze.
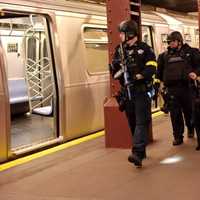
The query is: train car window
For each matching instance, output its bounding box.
[142,25,154,48]
[83,27,108,74]
[160,33,168,51]
[43,39,48,57]
[184,34,192,43]
[27,38,37,63]
[42,38,49,66]
[161,34,168,43]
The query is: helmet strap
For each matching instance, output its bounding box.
[125,32,135,42]
[126,36,138,46]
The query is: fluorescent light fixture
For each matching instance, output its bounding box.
[156,13,183,25]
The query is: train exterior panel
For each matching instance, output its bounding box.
[54,6,109,139]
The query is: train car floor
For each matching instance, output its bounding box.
[11,114,54,150]
[0,114,200,200]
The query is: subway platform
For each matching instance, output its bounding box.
[0,114,200,200]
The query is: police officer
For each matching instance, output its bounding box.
[110,20,157,167]
[157,31,200,145]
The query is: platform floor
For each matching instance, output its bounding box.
[0,114,200,200]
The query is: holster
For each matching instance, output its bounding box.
[115,88,127,112]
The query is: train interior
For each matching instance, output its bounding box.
[0,12,58,153]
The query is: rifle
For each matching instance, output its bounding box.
[118,43,132,100]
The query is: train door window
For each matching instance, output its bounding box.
[0,12,58,153]
[142,25,154,48]
[27,37,37,63]
[83,26,108,74]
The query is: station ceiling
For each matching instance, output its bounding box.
[83,0,198,12]
[143,0,198,12]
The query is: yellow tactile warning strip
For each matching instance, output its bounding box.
[0,111,163,172]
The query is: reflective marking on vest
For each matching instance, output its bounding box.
[146,61,158,68]
[168,56,184,63]
[153,78,160,83]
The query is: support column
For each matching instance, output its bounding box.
[104,0,153,148]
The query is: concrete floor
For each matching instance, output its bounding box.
[0,114,200,200]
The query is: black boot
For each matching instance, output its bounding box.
[140,149,147,159]
[130,147,147,159]
[187,127,194,138]
[128,153,142,167]
[196,136,200,151]
[196,145,200,151]
[128,148,145,167]
[173,137,183,146]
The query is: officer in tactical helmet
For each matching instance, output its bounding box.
[110,20,157,167]
[157,31,200,146]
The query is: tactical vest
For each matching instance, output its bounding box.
[163,52,189,84]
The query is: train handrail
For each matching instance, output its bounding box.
[25,57,53,114]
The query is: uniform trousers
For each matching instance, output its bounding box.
[124,90,151,155]
[167,85,193,140]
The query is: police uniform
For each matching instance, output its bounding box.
[157,43,200,144]
[111,41,157,161]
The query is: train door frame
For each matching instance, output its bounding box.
[0,8,65,161]
[0,41,10,162]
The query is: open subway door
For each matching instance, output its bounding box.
[0,40,10,162]
[0,9,60,160]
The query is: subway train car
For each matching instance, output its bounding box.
[0,0,199,162]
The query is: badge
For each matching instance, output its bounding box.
[137,49,144,54]
[186,53,190,57]
[128,50,134,55]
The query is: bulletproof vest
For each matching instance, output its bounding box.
[115,44,145,87]
[163,51,189,84]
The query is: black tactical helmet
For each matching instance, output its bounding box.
[167,31,183,44]
[118,20,138,40]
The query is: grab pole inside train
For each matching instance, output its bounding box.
[104,0,153,148]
